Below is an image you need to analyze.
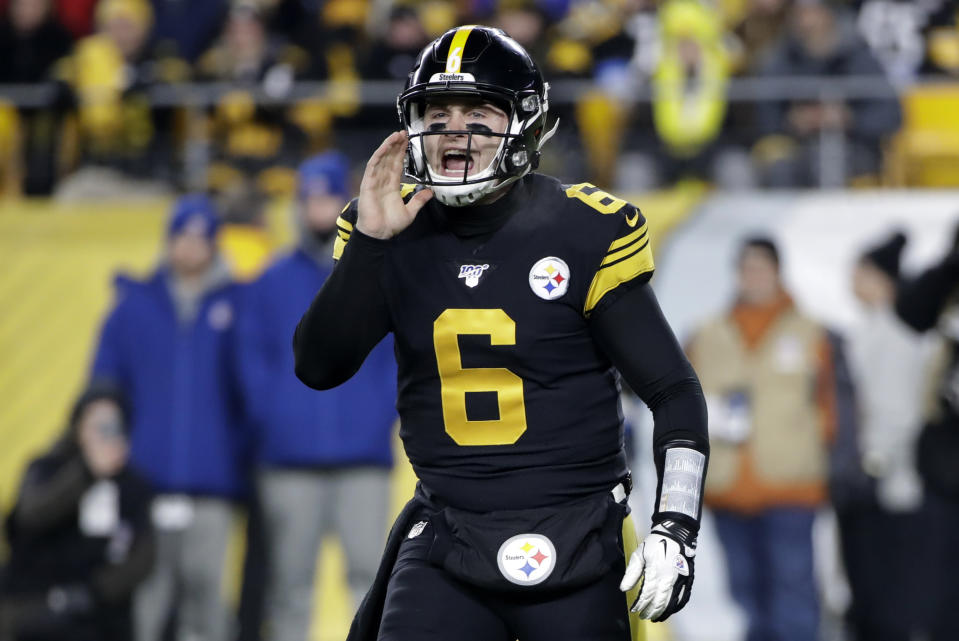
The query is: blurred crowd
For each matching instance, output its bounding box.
[0,145,958,641]
[3,1,959,640]
[1,0,959,198]
[2,153,959,641]
[684,229,959,641]
[1,154,399,641]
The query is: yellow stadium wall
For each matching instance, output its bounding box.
[0,185,702,641]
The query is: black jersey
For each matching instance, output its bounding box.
[332,174,654,511]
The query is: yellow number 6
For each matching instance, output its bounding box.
[433,309,528,446]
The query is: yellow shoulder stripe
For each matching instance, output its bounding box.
[601,228,648,267]
[446,26,476,73]
[607,222,648,253]
[585,236,655,315]
[334,213,353,261]
[333,235,347,261]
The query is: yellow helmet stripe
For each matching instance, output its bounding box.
[446,25,477,73]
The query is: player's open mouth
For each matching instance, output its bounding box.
[441,149,475,176]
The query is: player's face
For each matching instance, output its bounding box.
[737,247,780,305]
[422,99,509,179]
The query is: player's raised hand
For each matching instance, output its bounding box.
[356,131,433,239]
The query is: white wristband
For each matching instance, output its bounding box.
[658,447,706,520]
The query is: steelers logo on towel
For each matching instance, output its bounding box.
[497,533,556,586]
[529,257,570,300]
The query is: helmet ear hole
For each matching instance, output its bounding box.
[507,149,527,172]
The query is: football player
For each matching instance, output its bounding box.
[294,25,709,641]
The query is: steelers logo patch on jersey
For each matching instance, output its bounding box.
[497,533,556,586]
[529,257,570,300]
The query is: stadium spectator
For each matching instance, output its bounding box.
[0,385,155,641]
[359,5,429,82]
[0,0,73,195]
[344,6,429,161]
[90,195,247,641]
[731,0,791,73]
[854,0,959,82]
[197,1,310,195]
[554,0,640,185]
[895,225,959,641]
[838,231,930,641]
[922,2,959,76]
[235,152,397,641]
[0,0,73,83]
[55,0,189,199]
[492,1,550,74]
[150,0,229,62]
[618,0,754,190]
[216,178,276,281]
[52,0,98,38]
[686,237,837,641]
[855,0,932,85]
[752,0,901,187]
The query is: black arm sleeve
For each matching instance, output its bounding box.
[293,231,392,390]
[589,282,709,529]
[895,252,959,333]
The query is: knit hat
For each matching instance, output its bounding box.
[167,194,221,240]
[297,151,350,202]
[861,231,907,280]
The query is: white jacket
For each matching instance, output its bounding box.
[848,305,931,512]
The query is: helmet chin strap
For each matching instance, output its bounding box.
[431,178,505,206]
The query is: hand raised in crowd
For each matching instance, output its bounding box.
[356,131,433,240]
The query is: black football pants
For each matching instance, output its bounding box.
[376,520,640,641]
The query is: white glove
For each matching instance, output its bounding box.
[619,521,696,621]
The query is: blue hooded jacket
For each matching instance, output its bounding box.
[91,269,248,498]
[236,249,397,467]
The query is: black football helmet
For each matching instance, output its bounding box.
[397,25,557,206]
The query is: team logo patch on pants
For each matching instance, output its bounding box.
[496,533,556,586]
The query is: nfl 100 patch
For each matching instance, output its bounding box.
[458,263,491,288]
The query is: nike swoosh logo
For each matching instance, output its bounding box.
[660,539,668,557]
[625,213,639,227]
